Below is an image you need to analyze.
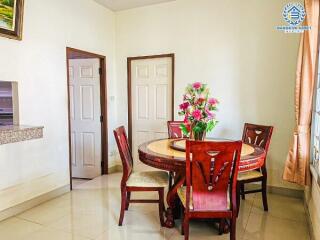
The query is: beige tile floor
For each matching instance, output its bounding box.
[0,172,310,240]
[72,178,90,188]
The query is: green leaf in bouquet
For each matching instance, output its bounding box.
[193,121,207,133]
[206,120,218,133]
[200,84,207,93]
[180,123,190,136]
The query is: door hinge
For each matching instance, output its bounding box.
[100,115,103,123]
[99,67,102,75]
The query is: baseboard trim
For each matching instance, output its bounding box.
[304,199,316,240]
[108,164,122,174]
[267,185,304,199]
[245,183,304,199]
[0,184,70,222]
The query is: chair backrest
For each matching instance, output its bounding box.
[113,126,133,184]
[185,140,242,213]
[242,123,273,164]
[167,121,187,139]
[242,123,273,169]
[242,123,273,150]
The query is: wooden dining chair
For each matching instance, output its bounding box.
[113,126,168,226]
[167,121,188,188]
[178,140,242,240]
[237,123,273,213]
[167,121,188,139]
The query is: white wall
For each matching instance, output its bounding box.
[0,0,303,213]
[0,0,117,211]
[115,0,301,189]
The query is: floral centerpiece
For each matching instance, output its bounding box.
[178,82,219,140]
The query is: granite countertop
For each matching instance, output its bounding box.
[0,125,44,145]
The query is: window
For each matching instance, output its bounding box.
[0,81,19,126]
[311,45,320,174]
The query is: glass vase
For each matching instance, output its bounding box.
[190,129,206,141]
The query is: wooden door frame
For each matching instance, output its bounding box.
[127,53,175,149]
[66,47,109,190]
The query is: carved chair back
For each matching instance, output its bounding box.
[185,140,242,213]
[167,121,188,139]
[114,126,133,185]
[242,123,273,168]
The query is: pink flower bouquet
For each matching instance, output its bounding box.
[178,82,219,140]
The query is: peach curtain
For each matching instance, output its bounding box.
[283,0,319,185]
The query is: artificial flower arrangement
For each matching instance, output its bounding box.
[178,82,219,140]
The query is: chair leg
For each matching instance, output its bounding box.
[219,219,226,235]
[240,183,245,200]
[236,182,241,217]
[158,189,165,227]
[169,171,173,188]
[118,188,126,226]
[183,216,190,240]
[262,178,268,211]
[181,206,185,235]
[125,191,131,210]
[230,217,236,240]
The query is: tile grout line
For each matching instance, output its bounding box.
[303,200,313,240]
[242,193,310,240]
[14,207,74,228]
[46,223,96,240]
[14,216,44,226]
[249,194,309,224]
[0,174,311,240]
[241,194,256,239]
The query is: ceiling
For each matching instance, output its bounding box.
[94,0,176,11]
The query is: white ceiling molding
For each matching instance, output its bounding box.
[94,0,176,11]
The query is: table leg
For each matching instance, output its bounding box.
[164,171,185,228]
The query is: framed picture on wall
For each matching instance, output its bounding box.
[0,0,24,40]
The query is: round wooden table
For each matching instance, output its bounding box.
[138,138,266,228]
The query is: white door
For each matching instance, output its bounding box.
[69,59,102,179]
[131,57,173,162]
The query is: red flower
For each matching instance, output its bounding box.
[186,124,191,132]
[179,102,189,110]
[192,109,202,121]
[184,115,189,124]
[208,98,218,105]
[197,97,205,105]
[192,82,202,89]
[205,108,215,120]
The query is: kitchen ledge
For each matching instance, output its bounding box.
[0,125,44,145]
